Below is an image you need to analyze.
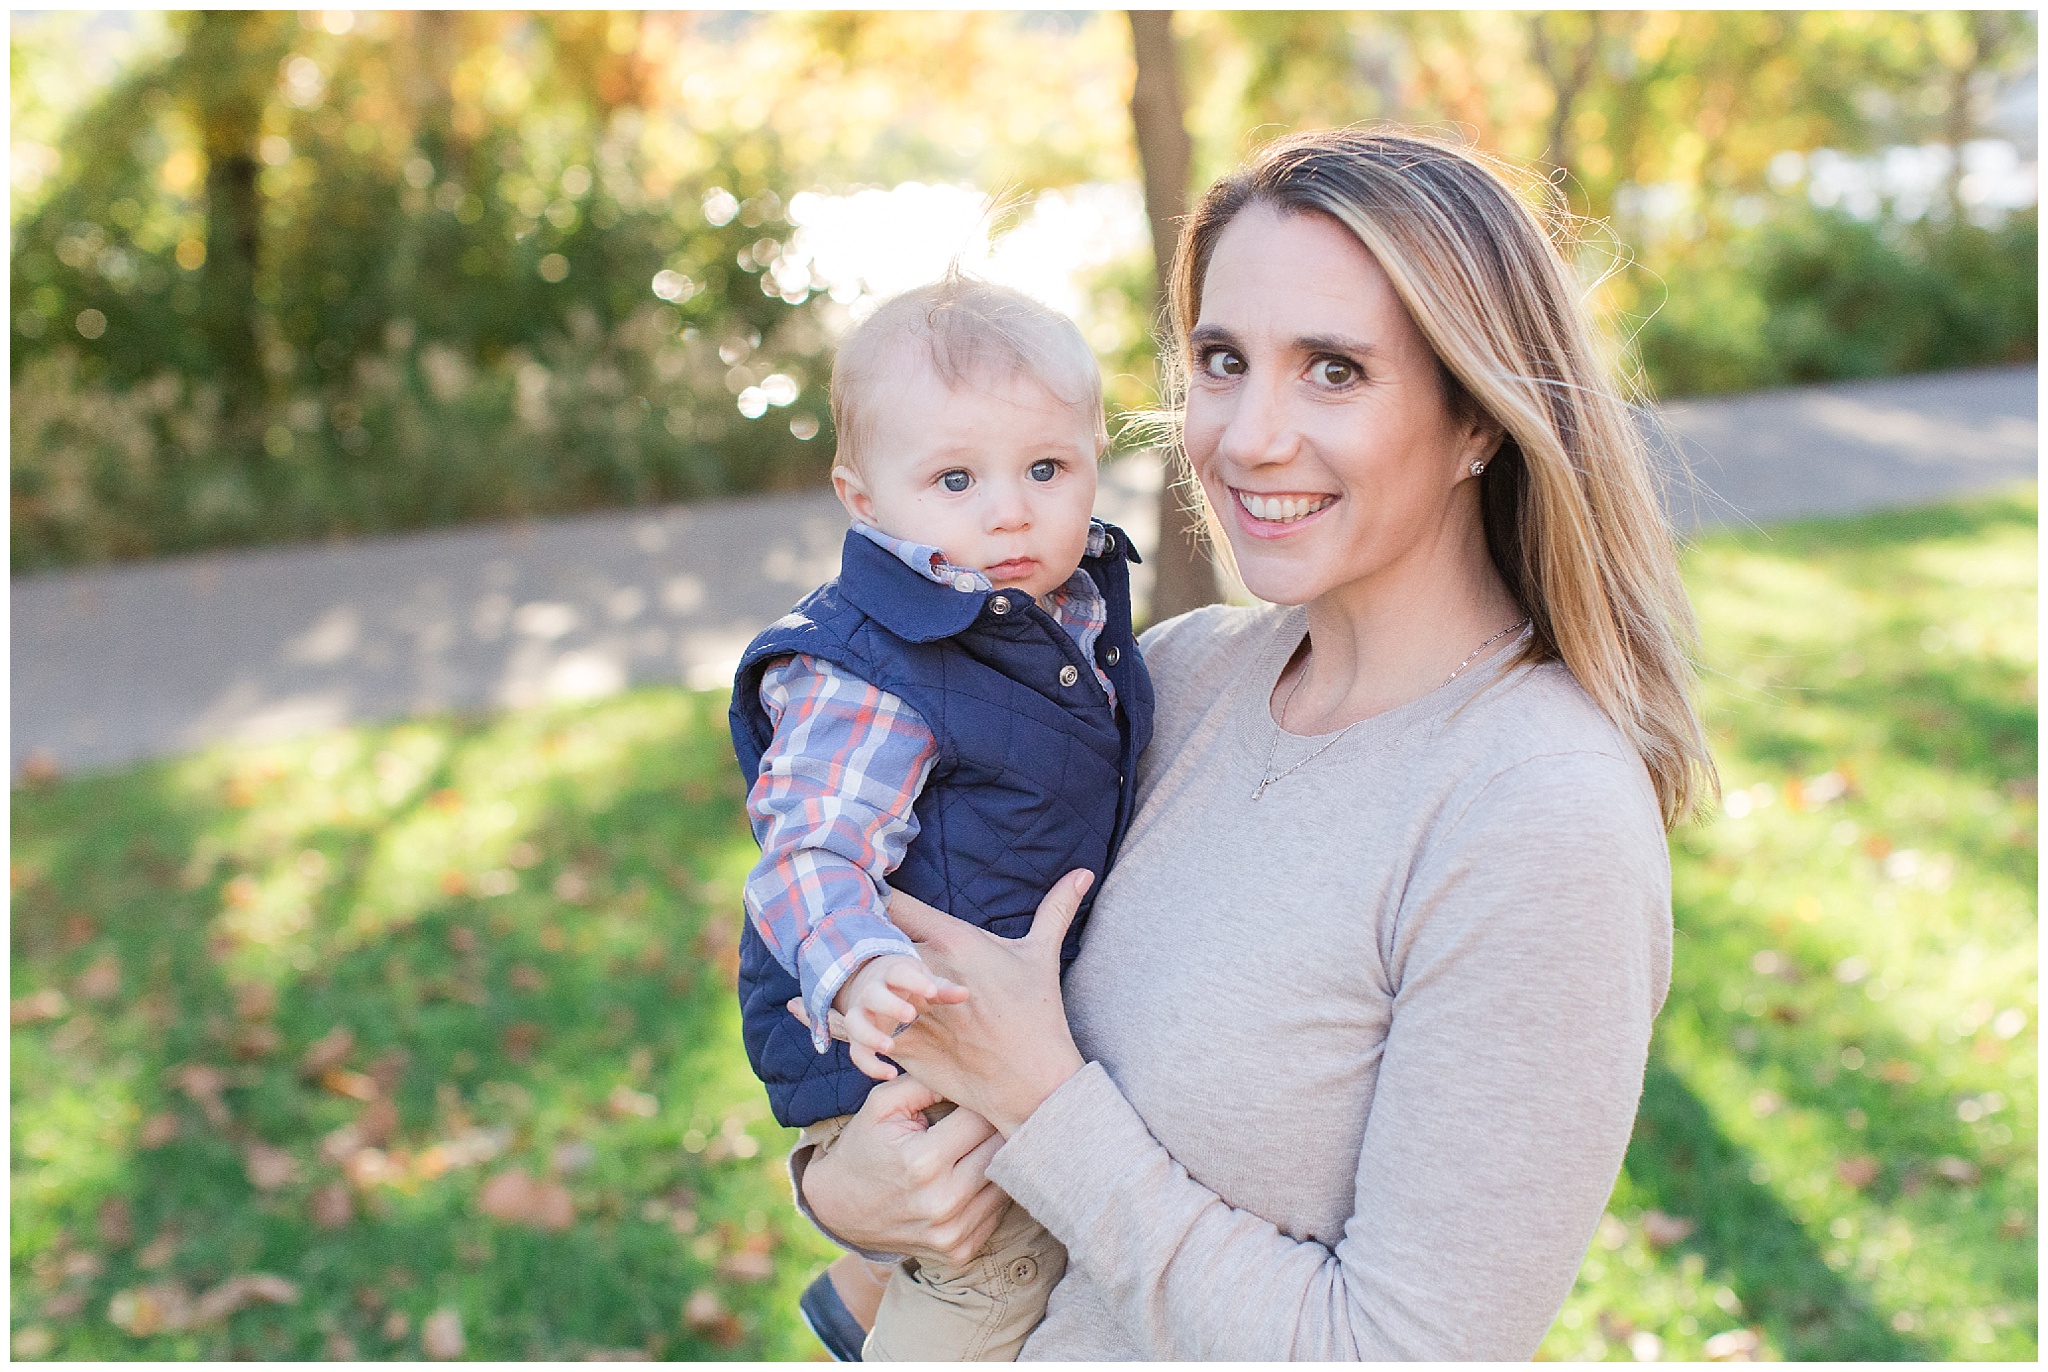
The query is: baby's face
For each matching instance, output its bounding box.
[836,356,1099,600]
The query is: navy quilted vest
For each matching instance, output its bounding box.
[728,523,1153,1128]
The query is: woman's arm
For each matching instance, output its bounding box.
[980,753,1670,1359]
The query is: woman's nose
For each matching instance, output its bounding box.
[1215,376,1298,469]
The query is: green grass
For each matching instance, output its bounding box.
[11,489,2036,1361]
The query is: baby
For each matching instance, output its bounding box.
[727,275,1153,1360]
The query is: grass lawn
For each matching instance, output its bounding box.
[11,488,2037,1361]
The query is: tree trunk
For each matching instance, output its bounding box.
[1528,13,1600,187]
[183,12,270,453]
[1127,9,1220,625]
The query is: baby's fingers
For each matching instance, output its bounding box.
[848,1039,900,1082]
[857,986,923,1030]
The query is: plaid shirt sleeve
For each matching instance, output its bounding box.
[743,653,935,1053]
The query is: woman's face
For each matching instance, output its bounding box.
[1183,203,1496,609]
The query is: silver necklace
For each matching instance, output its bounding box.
[1250,619,1531,801]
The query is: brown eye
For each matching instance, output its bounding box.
[1311,358,1357,387]
[1201,348,1245,379]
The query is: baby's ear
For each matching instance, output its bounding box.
[832,464,875,524]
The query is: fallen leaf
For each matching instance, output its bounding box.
[193,1273,299,1324]
[13,1325,55,1357]
[244,1143,301,1191]
[231,1023,280,1060]
[719,1249,776,1283]
[422,1307,465,1359]
[509,963,546,992]
[359,1096,401,1148]
[383,1310,412,1341]
[61,1251,104,1282]
[1641,1210,1695,1248]
[1703,1327,1762,1361]
[301,1025,356,1078]
[108,1283,194,1337]
[1837,1155,1881,1189]
[320,1123,366,1166]
[682,1289,743,1348]
[1933,1155,1981,1185]
[325,1332,360,1359]
[75,956,122,1002]
[478,1168,575,1231]
[502,1022,543,1063]
[43,1290,87,1319]
[344,1148,405,1189]
[97,1196,133,1248]
[367,1048,410,1096]
[172,1063,231,1126]
[60,912,98,948]
[607,1085,659,1119]
[320,1068,380,1101]
[12,989,68,1025]
[447,925,479,955]
[310,1182,354,1229]
[355,1286,387,1315]
[136,1233,178,1270]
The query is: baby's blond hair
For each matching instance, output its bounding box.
[831,274,1106,472]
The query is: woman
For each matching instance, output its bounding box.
[794,127,1716,1360]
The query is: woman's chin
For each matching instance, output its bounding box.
[1222,553,1326,608]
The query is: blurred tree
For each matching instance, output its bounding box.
[1128,10,1219,621]
[8,9,2036,570]
[177,10,290,456]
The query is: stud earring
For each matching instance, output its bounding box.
[1469,461,1487,477]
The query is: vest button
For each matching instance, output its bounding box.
[1007,1255,1039,1287]
[952,572,979,593]
[1058,665,1079,687]
[1103,645,1121,666]
[989,595,1011,615]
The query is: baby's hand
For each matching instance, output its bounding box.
[833,954,967,1081]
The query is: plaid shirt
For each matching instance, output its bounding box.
[744,521,1116,1051]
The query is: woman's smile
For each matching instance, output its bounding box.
[1229,488,1339,536]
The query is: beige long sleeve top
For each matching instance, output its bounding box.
[986,604,1674,1360]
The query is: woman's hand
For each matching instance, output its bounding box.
[881,869,1094,1136]
[799,1075,1011,1266]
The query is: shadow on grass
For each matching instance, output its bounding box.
[1626,1058,1929,1361]
[11,691,831,1360]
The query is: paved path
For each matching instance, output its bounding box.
[12,365,2036,777]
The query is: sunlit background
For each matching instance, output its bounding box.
[9,10,2037,1365]
[9,10,2036,568]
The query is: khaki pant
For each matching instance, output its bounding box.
[800,1111,1066,1362]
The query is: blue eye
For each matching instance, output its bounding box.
[940,470,971,493]
[1028,459,1059,483]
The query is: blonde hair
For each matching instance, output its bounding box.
[1166,128,1716,826]
[831,274,1107,471]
